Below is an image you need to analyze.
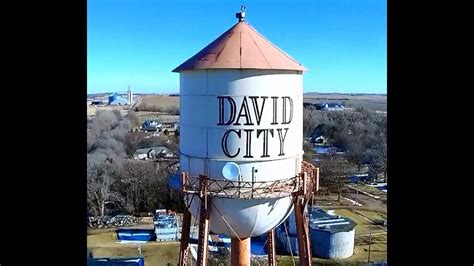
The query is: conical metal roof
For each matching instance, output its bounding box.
[172,21,306,72]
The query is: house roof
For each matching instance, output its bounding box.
[309,124,326,139]
[134,148,153,155]
[134,146,170,155]
[172,21,306,72]
[109,98,129,105]
[151,146,169,154]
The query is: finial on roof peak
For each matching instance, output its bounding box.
[235,4,246,22]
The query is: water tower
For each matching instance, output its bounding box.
[173,6,318,265]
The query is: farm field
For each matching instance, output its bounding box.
[304,93,387,111]
[135,95,180,113]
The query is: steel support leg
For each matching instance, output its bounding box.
[178,207,191,266]
[196,175,210,266]
[231,237,250,266]
[294,172,312,266]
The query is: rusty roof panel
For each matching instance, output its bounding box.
[173,22,306,72]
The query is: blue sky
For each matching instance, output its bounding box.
[88,0,386,94]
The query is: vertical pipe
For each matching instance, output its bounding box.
[267,229,277,266]
[178,172,191,266]
[368,227,372,264]
[315,167,319,191]
[231,238,250,266]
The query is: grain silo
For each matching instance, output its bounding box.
[128,85,133,105]
[174,6,317,265]
[108,92,129,105]
[108,93,119,104]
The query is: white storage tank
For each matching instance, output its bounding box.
[309,208,357,259]
[173,15,306,238]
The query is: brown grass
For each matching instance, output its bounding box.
[88,231,180,266]
[304,93,387,101]
[304,93,387,111]
[135,96,180,114]
[87,105,128,117]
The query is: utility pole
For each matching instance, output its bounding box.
[367,226,372,265]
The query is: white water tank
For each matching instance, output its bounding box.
[173,18,306,238]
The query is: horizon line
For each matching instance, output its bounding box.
[87,91,387,96]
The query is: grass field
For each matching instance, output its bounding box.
[354,209,387,222]
[325,208,386,263]
[88,207,387,265]
[351,184,387,198]
[87,105,128,117]
[304,93,387,111]
[135,96,180,113]
[88,231,180,266]
[135,94,385,113]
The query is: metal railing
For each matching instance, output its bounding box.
[180,161,318,200]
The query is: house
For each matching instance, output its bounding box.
[149,146,173,158]
[315,103,345,111]
[133,148,153,160]
[133,146,173,160]
[308,124,329,144]
[313,135,327,144]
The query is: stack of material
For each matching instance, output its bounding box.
[154,210,178,241]
[87,215,140,228]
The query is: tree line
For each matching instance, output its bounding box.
[87,106,387,216]
[87,110,180,217]
[303,107,387,200]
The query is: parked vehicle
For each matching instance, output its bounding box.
[141,120,163,132]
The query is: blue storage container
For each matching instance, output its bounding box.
[115,229,156,242]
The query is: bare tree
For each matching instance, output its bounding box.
[87,110,134,216]
[345,139,367,174]
[87,110,132,156]
[119,161,160,215]
[303,106,318,137]
[124,131,146,157]
[87,155,122,217]
[367,141,387,183]
[124,110,140,128]
[117,160,180,214]
[317,155,349,201]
